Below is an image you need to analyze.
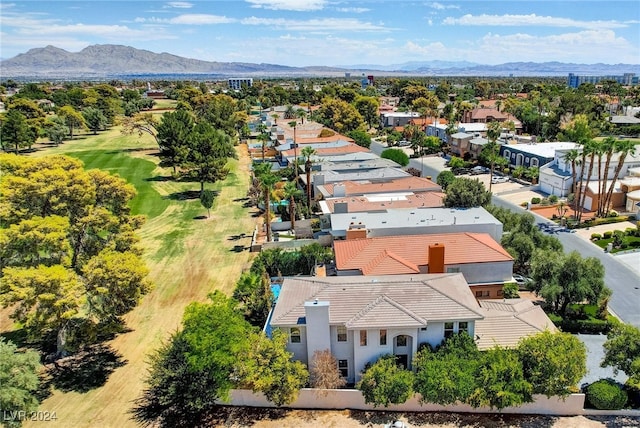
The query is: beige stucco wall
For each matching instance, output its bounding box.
[221,389,586,416]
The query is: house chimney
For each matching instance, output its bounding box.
[346,223,367,240]
[428,243,445,274]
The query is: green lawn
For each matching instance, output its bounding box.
[17,126,258,428]
[68,150,169,220]
[593,235,640,253]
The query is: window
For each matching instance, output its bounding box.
[459,322,469,334]
[531,158,539,167]
[503,149,510,160]
[447,267,460,273]
[338,359,348,378]
[290,327,301,343]
[444,322,454,338]
[396,335,407,347]
[475,290,490,297]
[360,330,367,346]
[475,290,483,297]
[379,329,387,346]
[337,326,347,342]
[497,289,503,296]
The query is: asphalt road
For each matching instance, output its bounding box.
[492,197,640,328]
[371,140,640,327]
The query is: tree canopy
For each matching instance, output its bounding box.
[0,338,42,427]
[357,354,415,407]
[380,148,410,167]
[602,323,640,389]
[443,177,492,208]
[0,154,151,356]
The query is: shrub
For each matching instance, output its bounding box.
[591,233,602,241]
[531,197,541,204]
[549,195,559,203]
[586,379,628,410]
[625,228,636,236]
[540,197,550,206]
[609,210,619,217]
[603,231,613,239]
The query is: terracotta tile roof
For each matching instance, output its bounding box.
[270,274,485,328]
[475,299,558,350]
[281,144,369,157]
[320,176,441,197]
[334,232,513,275]
[322,192,445,213]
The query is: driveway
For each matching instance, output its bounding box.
[578,333,627,387]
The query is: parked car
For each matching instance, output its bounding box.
[513,274,532,290]
[470,166,489,175]
[453,167,471,175]
[398,140,411,147]
[491,176,510,184]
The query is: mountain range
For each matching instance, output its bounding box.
[1,44,639,79]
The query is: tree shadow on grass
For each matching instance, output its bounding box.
[44,344,127,394]
[145,175,173,182]
[166,190,220,201]
[230,245,247,253]
[193,215,207,220]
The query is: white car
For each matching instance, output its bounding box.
[491,176,510,184]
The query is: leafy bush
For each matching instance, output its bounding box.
[380,148,410,167]
[603,231,613,239]
[609,210,619,217]
[625,228,636,236]
[591,233,602,241]
[531,197,541,204]
[586,379,628,410]
[503,282,519,298]
[549,195,559,203]
[540,198,550,206]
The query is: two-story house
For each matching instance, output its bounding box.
[267,273,556,384]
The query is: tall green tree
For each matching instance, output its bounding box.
[0,155,150,356]
[301,146,317,211]
[0,338,42,428]
[82,106,108,134]
[155,109,193,174]
[253,162,278,243]
[282,181,301,230]
[602,140,637,216]
[443,177,492,208]
[436,170,456,190]
[183,122,236,194]
[199,189,215,218]
[529,250,608,315]
[232,270,273,327]
[314,97,364,134]
[46,116,68,146]
[353,96,380,129]
[57,105,86,140]
[0,109,35,154]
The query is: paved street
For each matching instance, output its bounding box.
[371,140,640,327]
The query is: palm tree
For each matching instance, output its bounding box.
[296,108,307,124]
[282,181,302,231]
[602,140,637,215]
[288,121,299,180]
[576,140,598,222]
[486,121,502,193]
[597,137,617,217]
[564,148,580,195]
[301,146,317,212]
[254,162,278,242]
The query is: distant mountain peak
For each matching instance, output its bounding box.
[1,44,639,79]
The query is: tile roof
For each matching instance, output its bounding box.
[281,144,369,157]
[333,232,513,275]
[321,192,445,213]
[270,274,485,328]
[319,176,441,197]
[475,299,558,350]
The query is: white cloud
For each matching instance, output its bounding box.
[443,13,627,29]
[430,2,459,10]
[240,16,390,32]
[473,29,638,64]
[164,1,193,8]
[134,14,235,25]
[245,0,327,11]
[336,7,370,13]
[170,14,235,25]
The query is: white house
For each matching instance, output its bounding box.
[267,273,556,384]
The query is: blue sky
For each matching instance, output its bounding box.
[1,1,639,66]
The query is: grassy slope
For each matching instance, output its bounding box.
[23,126,256,427]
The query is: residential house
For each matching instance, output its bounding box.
[325,206,504,242]
[333,233,515,298]
[319,191,445,215]
[501,142,577,171]
[315,176,440,199]
[380,112,420,128]
[462,108,522,133]
[268,274,556,384]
